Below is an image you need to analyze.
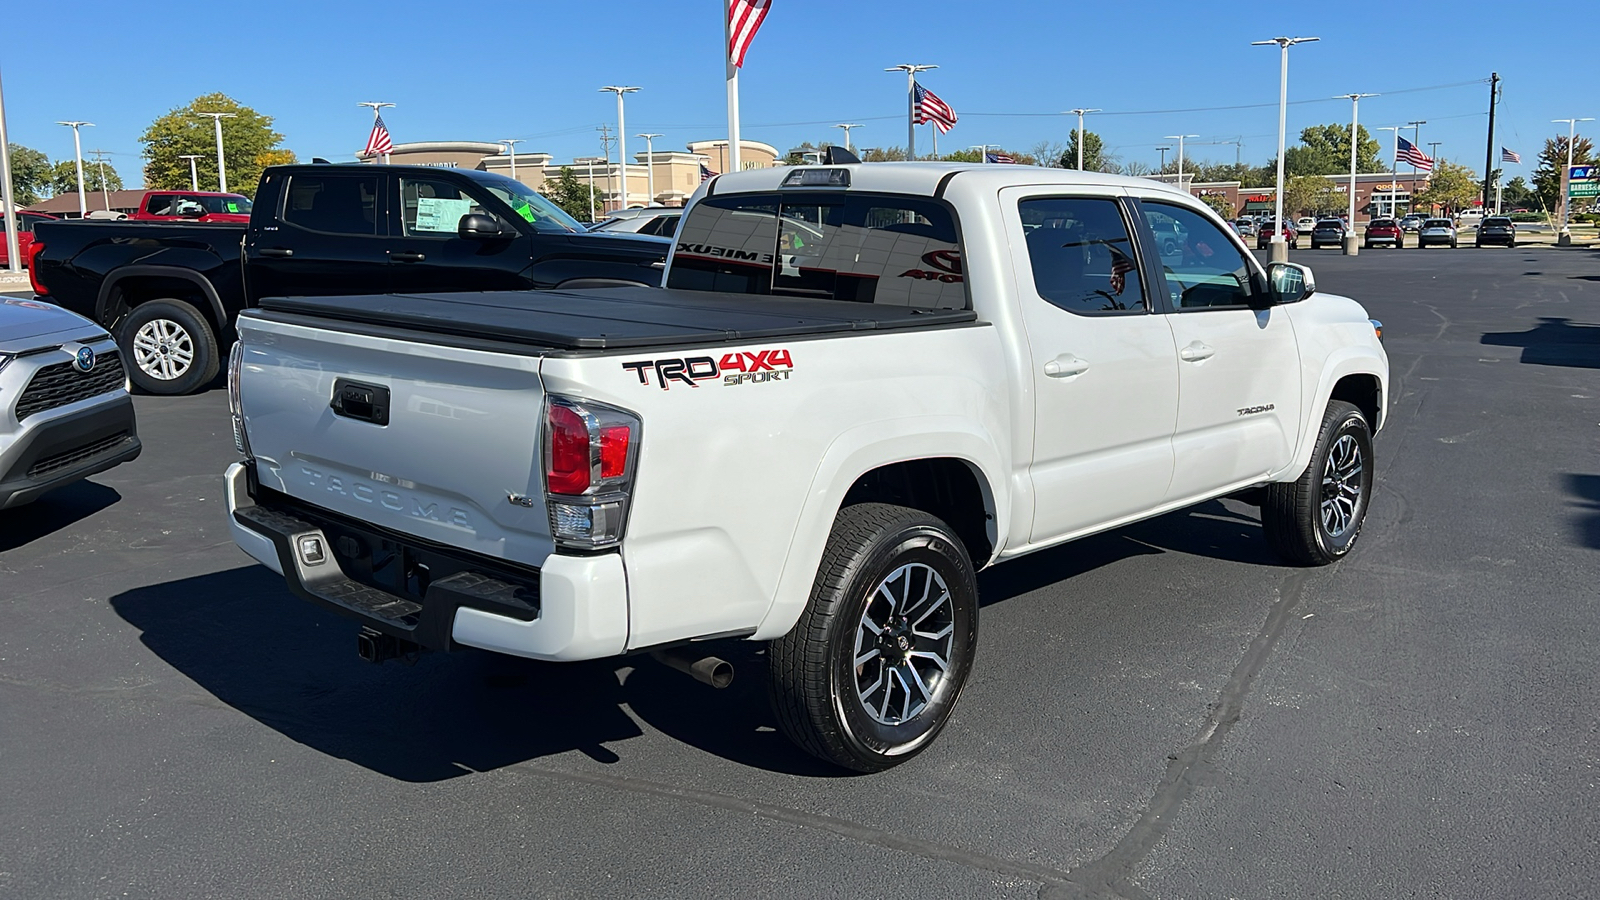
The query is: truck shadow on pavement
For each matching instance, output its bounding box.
[0,480,122,552]
[107,502,1279,782]
[1562,474,1600,551]
[1480,317,1600,369]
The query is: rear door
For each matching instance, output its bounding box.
[246,170,390,301]
[388,174,534,293]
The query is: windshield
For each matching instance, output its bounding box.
[481,178,584,234]
[200,195,252,214]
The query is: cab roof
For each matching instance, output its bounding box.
[706,162,1195,200]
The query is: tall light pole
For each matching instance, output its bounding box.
[1405,119,1427,206]
[0,61,20,271]
[1375,126,1401,220]
[1553,117,1593,240]
[499,139,524,183]
[1253,35,1319,261]
[179,154,203,191]
[600,87,639,208]
[885,64,937,159]
[637,133,662,204]
[833,123,862,152]
[56,121,93,217]
[970,144,990,164]
[1156,145,1171,172]
[1068,108,1101,170]
[194,112,236,192]
[1164,134,1199,185]
[357,101,394,163]
[1338,93,1378,255]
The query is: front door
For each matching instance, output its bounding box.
[388,175,534,294]
[246,171,390,301]
[1134,198,1303,502]
[1001,188,1180,544]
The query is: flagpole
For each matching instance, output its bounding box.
[724,0,741,174]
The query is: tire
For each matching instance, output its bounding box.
[768,503,979,772]
[119,299,220,395]
[1508,240,1515,248]
[1262,401,1374,566]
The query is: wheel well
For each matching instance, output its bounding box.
[1330,373,1381,430]
[840,458,994,566]
[105,277,223,340]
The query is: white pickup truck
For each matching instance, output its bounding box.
[224,163,1388,771]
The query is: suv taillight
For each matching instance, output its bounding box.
[27,242,47,295]
[543,395,641,550]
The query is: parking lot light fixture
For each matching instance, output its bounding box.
[499,139,524,183]
[600,88,640,207]
[1068,109,1100,170]
[1338,93,1378,254]
[1164,134,1198,186]
[637,133,663,203]
[0,63,19,272]
[193,112,236,192]
[56,121,93,218]
[1253,36,1319,261]
[1375,126,1402,219]
[1156,146,1170,172]
[885,64,937,158]
[970,144,990,164]
[179,154,203,191]
[1552,117,1594,237]
[833,123,862,153]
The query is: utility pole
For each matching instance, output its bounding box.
[637,133,662,204]
[56,120,93,217]
[833,123,862,152]
[1482,73,1499,214]
[885,64,937,159]
[597,126,615,214]
[1156,146,1170,172]
[89,149,112,210]
[0,60,20,272]
[194,111,236,191]
[357,101,395,163]
[1068,108,1100,170]
[599,87,639,208]
[179,154,203,191]
[499,139,524,183]
[1253,35,1320,262]
[1338,93,1378,255]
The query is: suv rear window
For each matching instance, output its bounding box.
[667,192,966,309]
[1483,217,1511,226]
[1424,219,1451,228]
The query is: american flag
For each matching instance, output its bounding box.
[1501,147,1521,164]
[913,83,957,134]
[985,152,1016,164]
[1109,247,1137,296]
[363,115,393,157]
[1396,136,1433,172]
[700,162,716,183]
[727,0,771,69]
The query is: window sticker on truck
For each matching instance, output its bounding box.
[622,349,795,390]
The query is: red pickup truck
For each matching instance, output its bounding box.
[0,211,57,267]
[129,191,253,223]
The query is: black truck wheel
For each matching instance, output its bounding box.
[120,300,220,395]
[768,503,978,772]
[1262,400,1374,566]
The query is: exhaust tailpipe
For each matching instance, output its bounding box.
[651,648,734,689]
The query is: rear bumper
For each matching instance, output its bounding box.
[0,395,141,509]
[224,462,629,661]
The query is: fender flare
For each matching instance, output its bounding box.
[1283,349,1388,478]
[97,265,229,336]
[750,416,1008,641]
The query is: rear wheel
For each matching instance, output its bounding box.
[1263,401,1374,566]
[768,503,979,772]
[120,300,219,395]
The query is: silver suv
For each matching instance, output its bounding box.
[0,298,140,508]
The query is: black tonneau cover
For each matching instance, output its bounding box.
[255,287,978,350]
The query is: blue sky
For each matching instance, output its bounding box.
[1,0,1583,188]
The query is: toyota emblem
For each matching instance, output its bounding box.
[74,346,96,373]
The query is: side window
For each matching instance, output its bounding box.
[1018,197,1147,314]
[283,174,380,236]
[174,196,208,217]
[146,195,174,216]
[1142,202,1256,310]
[399,177,498,237]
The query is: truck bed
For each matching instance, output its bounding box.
[253,287,979,351]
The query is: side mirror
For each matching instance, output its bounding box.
[1264,261,1315,306]
[458,213,510,239]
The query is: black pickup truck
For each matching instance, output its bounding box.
[30,164,670,394]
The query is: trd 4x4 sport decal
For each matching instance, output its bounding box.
[622,349,795,390]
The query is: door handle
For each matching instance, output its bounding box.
[391,251,426,262]
[1043,354,1090,378]
[257,247,293,258]
[1179,341,1215,363]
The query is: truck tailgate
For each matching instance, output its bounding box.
[236,312,554,564]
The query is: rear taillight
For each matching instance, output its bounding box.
[227,342,251,458]
[27,242,47,295]
[543,395,641,550]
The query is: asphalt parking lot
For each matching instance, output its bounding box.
[3,245,1598,900]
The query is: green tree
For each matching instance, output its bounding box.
[1501,176,1536,210]
[140,93,292,198]
[1282,175,1340,216]
[1533,134,1595,212]
[860,147,909,162]
[5,143,52,206]
[49,158,122,196]
[544,166,602,221]
[1062,130,1116,172]
[1284,123,1381,176]
[1199,193,1236,219]
[1414,160,1481,214]
[940,147,1038,165]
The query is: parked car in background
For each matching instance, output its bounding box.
[0,297,140,509]
[1148,218,1190,255]
[1256,218,1299,250]
[1475,216,1516,247]
[1309,218,1347,249]
[1234,218,1258,237]
[588,206,683,238]
[1399,214,1426,233]
[1296,216,1317,232]
[1364,218,1404,249]
[0,211,56,268]
[31,164,671,395]
[1418,218,1458,248]
[1455,209,1485,229]
[129,191,255,224]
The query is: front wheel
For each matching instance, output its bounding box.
[120,300,220,395]
[768,503,979,772]
[1262,401,1374,566]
